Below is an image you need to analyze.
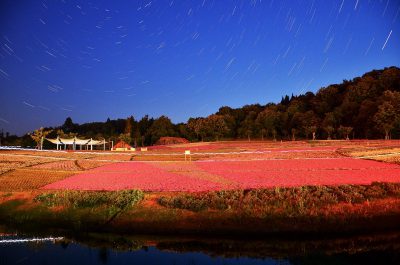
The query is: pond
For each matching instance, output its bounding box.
[0,231,399,265]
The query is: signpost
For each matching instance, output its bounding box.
[184,150,191,161]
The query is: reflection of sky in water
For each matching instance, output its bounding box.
[0,242,285,265]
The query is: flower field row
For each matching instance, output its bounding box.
[3,140,400,192]
[43,162,224,192]
[42,157,400,192]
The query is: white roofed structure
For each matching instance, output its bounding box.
[45,136,107,150]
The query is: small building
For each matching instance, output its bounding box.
[112,140,134,151]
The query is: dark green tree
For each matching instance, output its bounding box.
[148,116,175,144]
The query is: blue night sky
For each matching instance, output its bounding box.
[1,0,399,135]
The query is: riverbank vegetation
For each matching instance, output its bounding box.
[1,182,400,237]
[158,182,400,214]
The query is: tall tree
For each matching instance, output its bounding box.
[206,114,229,141]
[119,133,132,146]
[322,112,336,139]
[240,111,257,141]
[302,111,319,139]
[373,90,400,139]
[148,116,175,144]
[62,117,76,133]
[124,116,137,145]
[124,116,134,135]
[338,126,353,140]
[188,117,204,141]
[373,102,398,140]
[30,127,52,149]
[138,115,153,146]
[256,107,281,141]
[289,112,304,141]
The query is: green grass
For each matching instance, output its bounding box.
[0,192,13,198]
[0,190,145,232]
[1,183,400,236]
[158,182,400,216]
[34,190,144,210]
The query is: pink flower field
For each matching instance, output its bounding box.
[42,157,400,192]
[43,161,224,192]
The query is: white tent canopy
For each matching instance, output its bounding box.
[45,136,107,150]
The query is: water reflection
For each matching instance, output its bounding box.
[0,241,286,265]
[0,232,399,265]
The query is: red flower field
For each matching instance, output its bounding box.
[43,161,224,191]
[43,157,400,192]
[196,158,400,189]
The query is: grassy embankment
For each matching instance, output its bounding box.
[1,182,400,237]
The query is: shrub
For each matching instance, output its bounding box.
[34,193,58,207]
[34,190,144,210]
[157,183,400,215]
[107,190,144,209]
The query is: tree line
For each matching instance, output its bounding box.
[1,66,400,148]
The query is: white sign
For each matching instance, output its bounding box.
[185,150,191,155]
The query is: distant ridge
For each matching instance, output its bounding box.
[2,66,400,147]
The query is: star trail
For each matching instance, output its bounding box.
[0,0,399,135]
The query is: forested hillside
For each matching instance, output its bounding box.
[2,66,400,147]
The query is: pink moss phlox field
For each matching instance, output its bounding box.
[43,162,223,192]
[42,157,400,192]
[196,158,400,189]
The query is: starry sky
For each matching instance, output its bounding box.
[1,0,399,135]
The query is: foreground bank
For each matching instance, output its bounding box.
[1,182,400,237]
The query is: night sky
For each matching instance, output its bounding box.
[1,0,399,135]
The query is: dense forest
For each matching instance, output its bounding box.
[1,66,400,148]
